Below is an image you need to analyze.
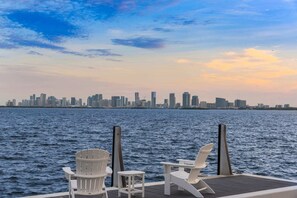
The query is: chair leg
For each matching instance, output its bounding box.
[197,180,215,194]
[171,176,204,198]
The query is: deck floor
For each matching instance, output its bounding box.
[54,175,297,198]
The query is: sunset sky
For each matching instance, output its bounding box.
[1,0,297,106]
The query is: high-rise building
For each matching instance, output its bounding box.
[191,95,199,107]
[151,91,156,108]
[71,97,76,106]
[182,92,191,108]
[40,93,46,107]
[169,93,176,109]
[216,97,227,108]
[234,99,246,109]
[111,96,121,107]
[135,92,141,107]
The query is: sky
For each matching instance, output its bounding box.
[1,0,297,106]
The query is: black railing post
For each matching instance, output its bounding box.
[217,124,232,175]
[111,126,126,187]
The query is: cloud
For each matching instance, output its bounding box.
[0,42,18,49]
[86,49,122,56]
[12,38,65,50]
[112,37,165,49]
[27,51,43,56]
[207,48,279,71]
[201,48,297,90]
[153,27,172,32]
[6,11,79,42]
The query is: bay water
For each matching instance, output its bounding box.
[1,108,297,197]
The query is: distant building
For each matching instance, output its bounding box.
[163,99,168,108]
[78,98,83,107]
[207,103,216,109]
[182,92,191,108]
[48,96,57,107]
[151,91,156,108]
[216,97,227,108]
[135,92,141,107]
[40,93,46,107]
[200,101,207,108]
[191,96,199,107]
[284,104,290,108]
[169,93,176,109]
[111,96,121,107]
[275,105,282,109]
[234,99,246,109]
[71,97,76,106]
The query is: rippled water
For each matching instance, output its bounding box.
[1,108,297,197]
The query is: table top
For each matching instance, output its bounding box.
[118,170,145,176]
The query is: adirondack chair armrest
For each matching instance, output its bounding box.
[177,159,195,165]
[62,167,75,181]
[161,162,195,169]
[106,166,112,176]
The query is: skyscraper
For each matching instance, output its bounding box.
[182,92,191,108]
[191,95,199,107]
[216,97,227,108]
[151,91,156,108]
[71,97,76,106]
[40,93,46,107]
[169,93,176,109]
[135,92,140,107]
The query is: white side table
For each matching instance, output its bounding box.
[118,170,145,198]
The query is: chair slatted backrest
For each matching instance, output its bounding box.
[188,143,214,183]
[75,149,109,195]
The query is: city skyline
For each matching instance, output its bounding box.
[4,91,293,109]
[1,1,297,106]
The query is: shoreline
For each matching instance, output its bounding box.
[0,106,297,110]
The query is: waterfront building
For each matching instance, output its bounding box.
[111,96,121,107]
[191,95,199,107]
[200,101,207,108]
[207,103,216,109]
[135,92,141,107]
[182,92,191,108]
[40,93,46,107]
[175,103,181,108]
[169,93,176,109]
[48,96,57,107]
[61,97,67,107]
[163,99,168,108]
[275,105,282,109]
[30,94,36,106]
[151,91,156,108]
[284,104,290,108]
[78,98,83,107]
[235,99,247,109]
[216,97,227,108]
[71,97,76,106]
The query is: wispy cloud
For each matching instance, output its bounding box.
[86,49,122,56]
[112,37,165,49]
[27,50,43,56]
[12,38,65,50]
[152,27,173,32]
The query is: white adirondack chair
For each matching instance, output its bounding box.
[161,143,215,198]
[62,149,111,198]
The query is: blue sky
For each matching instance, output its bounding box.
[1,0,297,105]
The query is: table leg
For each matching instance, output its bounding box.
[164,164,171,195]
[128,176,131,198]
[142,173,145,198]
